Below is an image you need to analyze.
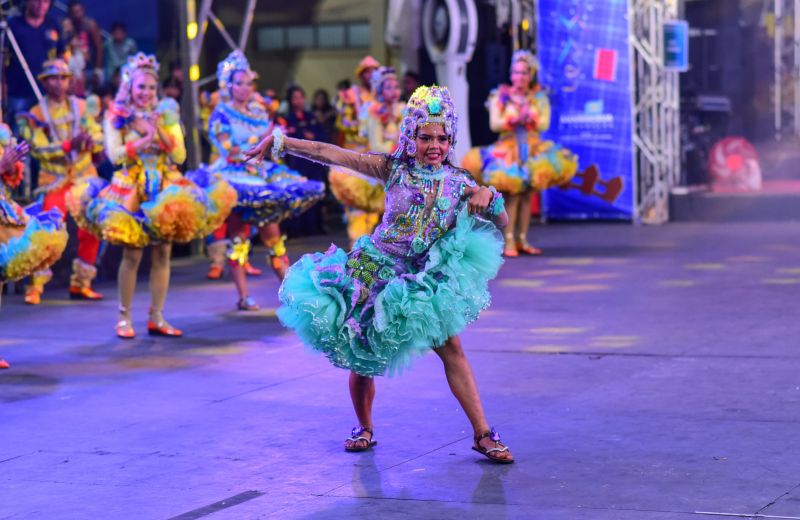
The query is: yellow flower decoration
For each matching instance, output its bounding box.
[228,238,251,265]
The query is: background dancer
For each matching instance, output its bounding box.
[0,130,67,368]
[20,59,104,304]
[191,51,323,311]
[463,50,579,257]
[74,53,234,338]
[329,66,403,246]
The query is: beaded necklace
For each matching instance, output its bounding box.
[391,161,453,253]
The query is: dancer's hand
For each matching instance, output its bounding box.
[70,130,91,152]
[131,117,153,137]
[0,141,27,174]
[8,141,28,162]
[464,185,493,215]
[243,134,274,163]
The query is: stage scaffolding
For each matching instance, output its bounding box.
[630,0,681,224]
[179,0,258,170]
[773,0,800,139]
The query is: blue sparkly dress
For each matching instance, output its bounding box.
[278,156,504,376]
[188,101,324,226]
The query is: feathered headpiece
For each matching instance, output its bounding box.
[370,66,398,103]
[217,50,253,101]
[510,49,539,74]
[115,52,160,106]
[393,85,457,162]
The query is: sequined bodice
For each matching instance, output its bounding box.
[372,161,476,259]
[212,102,270,160]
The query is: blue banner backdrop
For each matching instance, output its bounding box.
[536,0,635,220]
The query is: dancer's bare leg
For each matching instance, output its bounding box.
[434,336,513,461]
[503,193,520,255]
[516,190,541,254]
[345,371,376,449]
[118,246,143,328]
[259,223,288,280]
[227,213,251,302]
[148,242,173,325]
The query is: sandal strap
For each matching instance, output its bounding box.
[483,446,509,455]
[346,435,372,443]
[474,426,502,443]
[347,425,374,443]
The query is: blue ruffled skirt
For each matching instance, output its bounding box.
[0,202,68,282]
[277,210,503,376]
[188,160,324,226]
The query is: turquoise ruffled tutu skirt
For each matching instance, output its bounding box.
[277,210,503,376]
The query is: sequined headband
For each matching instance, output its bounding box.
[393,85,458,162]
[510,49,539,74]
[217,50,253,99]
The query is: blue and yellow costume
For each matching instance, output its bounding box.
[0,123,67,284]
[73,68,235,247]
[463,85,578,193]
[462,50,578,255]
[187,51,324,280]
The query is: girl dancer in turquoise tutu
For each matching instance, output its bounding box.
[245,85,514,463]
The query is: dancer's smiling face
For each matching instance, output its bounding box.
[510,61,532,90]
[381,77,401,104]
[131,72,157,110]
[231,70,254,104]
[415,124,450,167]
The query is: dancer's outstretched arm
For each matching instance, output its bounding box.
[244,134,391,182]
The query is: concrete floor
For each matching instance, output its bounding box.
[1,222,800,520]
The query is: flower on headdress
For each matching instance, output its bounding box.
[429,98,442,115]
[510,50,539,74]
[217,50,253,100]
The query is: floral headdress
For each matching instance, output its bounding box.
[115,52,160,106]
[393,85,457,162]
[217,50,254,101]
[370,66,398,103]
[510,49,539,75]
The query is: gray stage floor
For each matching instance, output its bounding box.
[2,222,799,520]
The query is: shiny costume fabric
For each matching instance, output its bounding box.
[0,131,67,281]
[25,96,104,277]
[329,99,402,215]
[463,85,578,194]
[77,98,235,247]
[192,101,324,226]
[330,85,385,241]
[278,159,503,377]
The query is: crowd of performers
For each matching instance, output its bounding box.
[0,48,586,464]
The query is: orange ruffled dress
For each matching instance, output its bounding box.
[72,98,235,247]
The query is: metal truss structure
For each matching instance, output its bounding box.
[630,0,680,224]
[773,0,800,139]
[180,0,258,169]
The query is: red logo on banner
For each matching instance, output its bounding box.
[593,49,617,81]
